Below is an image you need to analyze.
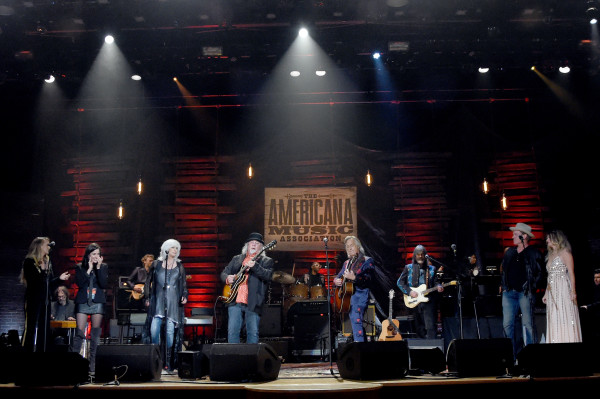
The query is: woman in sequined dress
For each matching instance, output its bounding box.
[542,230,582,343]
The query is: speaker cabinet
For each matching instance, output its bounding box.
[517,343,593,377]
[178,345,211,379]
[406,339,446,374]
[446,338,513,377]
[336,341,409,380]
[14,352,89,386]
[259,304,282,337]
[96,344,162,382]
[209,343,281,382]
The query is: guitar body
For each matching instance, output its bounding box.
[127,284,145,300]
[404,281,458,309]
[334,281,354,313]
[404,283,429,308]
[379,319,402,341]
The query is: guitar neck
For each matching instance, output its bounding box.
[422,281,453,295]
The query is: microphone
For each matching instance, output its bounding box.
[519,235,524,243]
[323,237,328,243]
[425,254,431,259]
[451,244,457,256]
[49,241,56,248]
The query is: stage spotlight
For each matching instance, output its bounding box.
[587,0,599,23]
[298,28,308,38]
[44,74,55,83]
[559,66,570,74]
[131,74,142,81]
[478,67,490,74]
[372,52,381,60]
[315,70,326,77]
[104,35,114,44]
[290,71,300,77]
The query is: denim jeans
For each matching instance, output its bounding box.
[502,289,535,358]
[227,303,260,343]
[150,316,175,349]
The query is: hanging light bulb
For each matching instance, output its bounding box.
[118,199,124,219]
[366,170,372,187]
[137,177,143,195]
[248,162,253,179]
[501,192,508,210]
[482,178,489,194]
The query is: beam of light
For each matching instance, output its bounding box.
[531,67,583,118]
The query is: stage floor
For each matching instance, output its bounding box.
[2,360,599,398]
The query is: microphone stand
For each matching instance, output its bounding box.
[428,254,464,339]
[323,239,335,376]
[162,251,169,371]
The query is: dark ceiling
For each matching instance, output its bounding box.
[0,0,599,92]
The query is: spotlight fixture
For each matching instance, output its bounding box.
[478,67,490,74]
[131,74,142,81]
[298,28,308,38]
[559,65,570,74]
[372,52,381,60]
[315,70,326,77]
[587,0,599,23]
[290,71,300,77]
[104,35,114,44]
[44,74,55,83]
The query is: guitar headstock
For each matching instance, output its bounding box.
[264,240,277,251]
[388,289,395,299]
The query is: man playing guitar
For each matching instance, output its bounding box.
[334,236,374,342]
[397,245,444,339]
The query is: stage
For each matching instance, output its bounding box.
[2,340,599,398]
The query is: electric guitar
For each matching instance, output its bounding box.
[379,289,402,341]
[220,240,277,304]
[403,280,457,309]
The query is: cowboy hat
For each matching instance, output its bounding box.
[509,222,535,238]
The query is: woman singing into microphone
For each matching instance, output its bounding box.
[72,243,108,377]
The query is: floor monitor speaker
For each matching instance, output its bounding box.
[517,342,593,377]
[14,352,89,386]
[336,341,409,380]
[209,343,281,382]
[446,338,513,377]
[96,344,162,382]
[178,345,211,379]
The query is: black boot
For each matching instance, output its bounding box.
[89,327,102,375]
[71,328,86,355]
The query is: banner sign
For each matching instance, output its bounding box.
[264,187,357,251]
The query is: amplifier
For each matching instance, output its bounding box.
[288,300,329,316]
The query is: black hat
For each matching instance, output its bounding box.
[245,232,264,244]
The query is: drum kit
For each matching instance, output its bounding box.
[271,270,329,314]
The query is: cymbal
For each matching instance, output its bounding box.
[272,270,296,285]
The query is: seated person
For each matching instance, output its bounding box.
[50,285,76,347]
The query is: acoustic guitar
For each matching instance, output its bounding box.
[379,289,402,341]
[334,256,358,313]
[220,240,277,303]
[126,284,145,300]
[403,280,457,309]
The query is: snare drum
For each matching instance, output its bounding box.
[310,285,326,299]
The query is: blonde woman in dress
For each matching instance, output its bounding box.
[542,230,582,343]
